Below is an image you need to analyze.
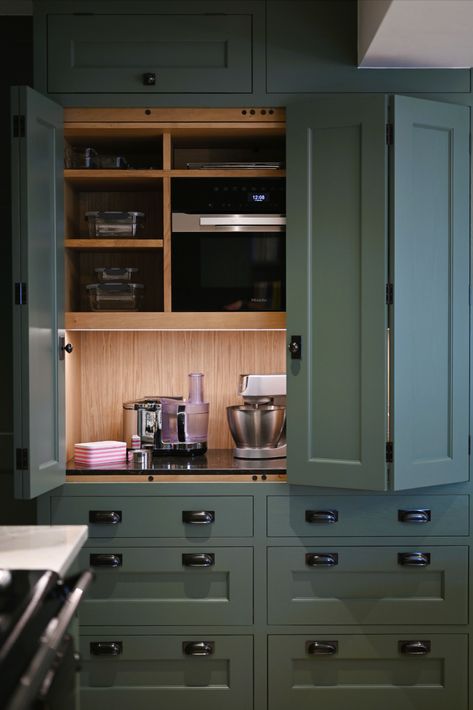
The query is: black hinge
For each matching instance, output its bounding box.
[386,123,393,145]
[15,282,27,305]
[16,448,28,471]
[13,115,25,138]
[386,283,393,305]
[386,441,393,463]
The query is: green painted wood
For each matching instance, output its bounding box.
[391,96,470,490]
[266,1,470,94]
[47,13,252,94]
[78,545,252,626]
[80,634,253,710]
[286,95,388,490]
[50,495,253,537]
[268,634,467,710]
[267,494,469,537]
[267,546,468,625]
[11,86,64,499]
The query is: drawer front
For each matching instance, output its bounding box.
[267,494,469,537]
[268,634,467,710]
[81,634,253,710]
[51,495,253,538]
[47,14,252,94]
[267,546,467,625]
[80,546,252,625]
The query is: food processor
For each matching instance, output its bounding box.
[227,374,286,459]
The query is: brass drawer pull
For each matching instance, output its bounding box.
[183,641,215,657]
[398,509,431,524]
[89,553,123,568]
[398,552,430,567]
[305,552,338,567]
[182,553,215,567]
[399,640,431,656]
[306,640,338,656]
[90,641,123,657]
[182,511,215,525]
[305,510,338,524]
[89,510,122,525]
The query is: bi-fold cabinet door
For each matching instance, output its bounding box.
[11,85,65,499]
[286,94,470,492]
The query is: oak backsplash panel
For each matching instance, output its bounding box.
[66,330,286,457]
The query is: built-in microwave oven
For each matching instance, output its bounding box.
[171,178,286,312]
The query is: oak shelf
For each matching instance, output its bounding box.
[65,239,163,250]
[65,311,286,331]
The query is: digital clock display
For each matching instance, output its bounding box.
[249,192,268,203]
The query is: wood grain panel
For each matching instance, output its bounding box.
[64,107,286,123]
[65,311,286,329]
[162,176,172,312]
[69,331,286,451]
[65,331,82,461]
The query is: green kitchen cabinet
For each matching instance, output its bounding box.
[268,634,468,710]
[286,94,470,492]
[80,633,254,710]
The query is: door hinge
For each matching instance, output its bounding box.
[386,283,393,305]
[386,441,393,463]
[15,282,27,305]
[16,448,28,471]
[13,114,25,138]
[386,123,393,146]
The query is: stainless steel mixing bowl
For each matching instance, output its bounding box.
[226,404,286,449]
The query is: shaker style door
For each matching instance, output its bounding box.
[286,94,470,491]
[391,96,469,490]
[286,95,389,490]
[12,86,65,498]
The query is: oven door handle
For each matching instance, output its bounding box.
[199,215,286,227]
[5,569,94,710]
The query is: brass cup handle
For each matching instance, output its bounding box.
[306,640,338,656]
[183,641,215,657]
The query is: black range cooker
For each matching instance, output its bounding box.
[0,568,93,710]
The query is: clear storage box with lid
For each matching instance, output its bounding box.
[86,283,144,311]
[85,211,145,237]
[94,267,139,283]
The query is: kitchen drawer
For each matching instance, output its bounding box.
[267,546,467,625]
[47,14,252,94]
[50,495,253,538]
[268,634,467,710]
[80,634,253,710]
[267,494,469,537]
[79,545,252,626]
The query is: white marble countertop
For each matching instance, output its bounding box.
[0,526,88,577]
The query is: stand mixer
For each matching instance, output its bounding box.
[227,374,286,459]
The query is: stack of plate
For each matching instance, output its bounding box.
[74,441,127,465]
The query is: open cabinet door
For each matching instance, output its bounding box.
[11,86,65,499]
[286,95,389,490]
[391,96,470,490]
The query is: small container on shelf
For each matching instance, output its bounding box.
[97,154,129,169]
[65,146,98,169]
[85,211,145,237]
[94,267,139,283]
[86,283,145,311]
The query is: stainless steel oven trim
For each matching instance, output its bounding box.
[172,212,286,232]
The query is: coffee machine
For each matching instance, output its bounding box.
[226,373,286,459]
[123,374,209,457]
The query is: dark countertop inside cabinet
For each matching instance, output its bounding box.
[67,448,287,476]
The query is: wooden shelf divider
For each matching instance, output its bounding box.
[65,239,164,250]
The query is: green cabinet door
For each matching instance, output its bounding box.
[11,86,65,499]
[286,95,388,491]
[391,96,470,490]
[286,95,470,492]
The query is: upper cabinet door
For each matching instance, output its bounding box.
[391,96,470,490]
[11,86,65,499]
[286,96,389,491]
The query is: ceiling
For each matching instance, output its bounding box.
[358,0,473,68]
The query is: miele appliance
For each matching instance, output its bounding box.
[171,178,285,312]
[227,373,286,459]
[0,568,93,710]
[123,374,209,457]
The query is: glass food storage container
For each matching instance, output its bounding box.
[85,211,145,237]
[94,267,139,283]
[86,283,144,311]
